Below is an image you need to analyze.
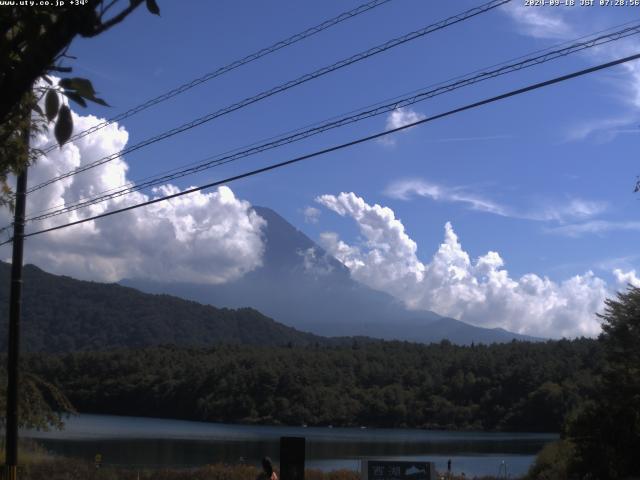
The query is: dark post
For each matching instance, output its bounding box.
[279,436,305,480]
[5,164,28,480]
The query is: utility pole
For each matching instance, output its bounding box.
[5,128,29,480]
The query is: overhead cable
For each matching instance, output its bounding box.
[39,0,394,153]
[1,51,636,246]
[23,21,640,223]
[27,0,511,194]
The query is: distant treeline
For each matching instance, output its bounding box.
[24,338,602,432]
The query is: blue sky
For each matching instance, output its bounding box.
[66,0,639,278]
[5,0,640,337]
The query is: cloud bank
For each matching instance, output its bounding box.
[0,109,266,284]
[316,192,632,339]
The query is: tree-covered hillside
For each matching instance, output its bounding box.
[24,338,602,432]
[0,263,325,351]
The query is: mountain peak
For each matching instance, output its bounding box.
[126,206,537,344]
[252,206,347,277]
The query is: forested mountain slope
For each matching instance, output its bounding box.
[0,262,326,352]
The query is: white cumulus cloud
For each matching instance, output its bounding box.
[317,192,425,295]
[317,192,613,338]
[0,108,266,284]
[379,107,426,146]
[613,268,640,287]
[386,107,426,130]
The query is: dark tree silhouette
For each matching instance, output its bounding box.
[566,286,640,479]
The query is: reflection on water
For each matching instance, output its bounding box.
[23,414,558,477]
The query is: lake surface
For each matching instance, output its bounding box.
[23,414,557,478]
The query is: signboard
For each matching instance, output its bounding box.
[280,436,305,480]
[361,460,437,480]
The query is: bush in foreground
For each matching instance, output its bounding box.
[524,440,575,480]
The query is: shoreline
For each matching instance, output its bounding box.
[23,411,561,438]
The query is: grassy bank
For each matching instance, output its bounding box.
[19,461,356,480]
[0,439,52,465]
[8,456,505,480]
[0,438,507,480]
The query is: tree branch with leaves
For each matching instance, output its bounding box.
[0,0,160,208]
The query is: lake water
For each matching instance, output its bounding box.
[23,414,557,478]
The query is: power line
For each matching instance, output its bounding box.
[19,20,640,223]
[38,0,394,154]
[26,0,511,195]
[25,17,640,222]
[2,51,637,246]
[22,21,640,224]
[7,18,639,231]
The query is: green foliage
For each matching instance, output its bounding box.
[0,368,75,431]
[0,262,617,440]
[501,381,578,432]
[44,89,59,121]
[58,77,108,107]
[37,76,110,149]
[0,93,37,209]
[0,261,609,435]
[0,439,52,465]
[52,104,72,146]
[146,0,161,16]
[23,338,601,432]
[525,440,575,480]
[562,286,640,479]
[0,1,160,206]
